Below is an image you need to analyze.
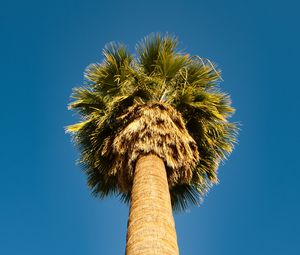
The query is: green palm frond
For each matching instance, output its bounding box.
[170,184,205,211]
[68,87,106,117]
[85,43,134,98]
[67,33,238,211]
[137,34,162,75]
[137,34,188,80]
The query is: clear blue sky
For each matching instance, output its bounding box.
[1,0,299,254]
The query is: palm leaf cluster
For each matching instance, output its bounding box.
[67,34,238,210]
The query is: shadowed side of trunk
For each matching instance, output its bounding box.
[125,154,179,255]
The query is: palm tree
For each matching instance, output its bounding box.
[67,34,237,254]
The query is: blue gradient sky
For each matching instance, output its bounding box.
[1,0,299,254]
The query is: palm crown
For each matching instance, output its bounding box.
[67,34,237,211]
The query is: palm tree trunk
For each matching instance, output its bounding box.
[125,154,179,255]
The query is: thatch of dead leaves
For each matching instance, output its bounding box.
[102,102,199,193]
[67,34,238,211]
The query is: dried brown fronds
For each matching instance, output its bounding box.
[102,102,199,192]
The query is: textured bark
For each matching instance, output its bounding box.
[126,154,179,255]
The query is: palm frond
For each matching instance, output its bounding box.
[85,43,134,98]
[170,184,203,211]
[68,87,106,116]
[137,34,188,80]
[137,33,162,75]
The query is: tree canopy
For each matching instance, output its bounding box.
[67,34,238,211]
